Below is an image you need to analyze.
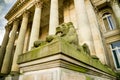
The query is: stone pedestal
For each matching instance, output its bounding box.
[16,38,116,80]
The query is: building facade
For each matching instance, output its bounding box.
[0,0,120,79]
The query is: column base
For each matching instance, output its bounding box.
[5,75,12,80]
[0,74,5,80]
[4,74,19,80]
[0,72,20,80]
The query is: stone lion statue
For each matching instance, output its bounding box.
[34,22,90,55]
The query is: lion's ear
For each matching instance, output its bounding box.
[67,22,73,26]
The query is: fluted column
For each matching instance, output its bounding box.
[86,0,107,64]
[74,0,95,55]
[111,1,120,27]
[0,25,11,71]
[1,20,19,74]
[29,2,42,50]
[49,0,59,35]
[11,11,29,72]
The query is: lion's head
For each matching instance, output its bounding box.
[55,22,73,37]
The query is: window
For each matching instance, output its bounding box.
[103,13,116,31]
[111,41,120,69]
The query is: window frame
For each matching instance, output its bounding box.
[102,14,116,31]
[110,41,120,70]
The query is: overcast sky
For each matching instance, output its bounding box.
[0,0,16,45]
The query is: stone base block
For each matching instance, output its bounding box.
[19,68,110,80]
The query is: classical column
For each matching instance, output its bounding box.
[111,1,120,27]
[29,2,42,50]
[23,25,31,53]
[0,25,11,71]
[74,0,95,55]
[86,0,107,64]
[1,20,19,74]
[64,2,70,23]
[11,11,29,72]
[49,0,59,35]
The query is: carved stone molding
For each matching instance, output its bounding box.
[5,0,30,20]
[35,1,43,8]
[23,10,30,18]
[110,0,119,6]
[91,0,110,9]
[5,25,12,31]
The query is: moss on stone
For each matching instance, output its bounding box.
[17,38,117,77]
[86,76,92,80]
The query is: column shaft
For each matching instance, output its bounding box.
[64,3,70,23]
[1,20,19,74]
[111,1,120,27]
[11,11,29,72]
[29,2,42,50]
[23,26,31,53]
[0,26,11,71]
[74,0,95,55]
[86,0,107,64]
[49,0,59,35]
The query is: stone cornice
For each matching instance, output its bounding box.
[5,0,31,20]
[90,0,110,9]
[5,0,45,25]
[110,0,119,6]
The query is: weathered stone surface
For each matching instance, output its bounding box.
[18,68,112,80]
[19,68,59,80]
[22,74,34,80]
[34,22,79,47]
[18,38,116,78]
[34,22,90,54]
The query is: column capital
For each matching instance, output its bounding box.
[12,19,19,30]
[7,18,19,26]
[5,25,12,31]
[14,18,20,23]
[64,0,70,7]
[13,18,19,24]
[23,10,30,18]
[110,0,119,6]
[35,1,43,8]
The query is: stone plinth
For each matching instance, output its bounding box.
[16,38,117,80]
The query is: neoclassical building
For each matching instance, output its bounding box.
[0,0,120,80]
